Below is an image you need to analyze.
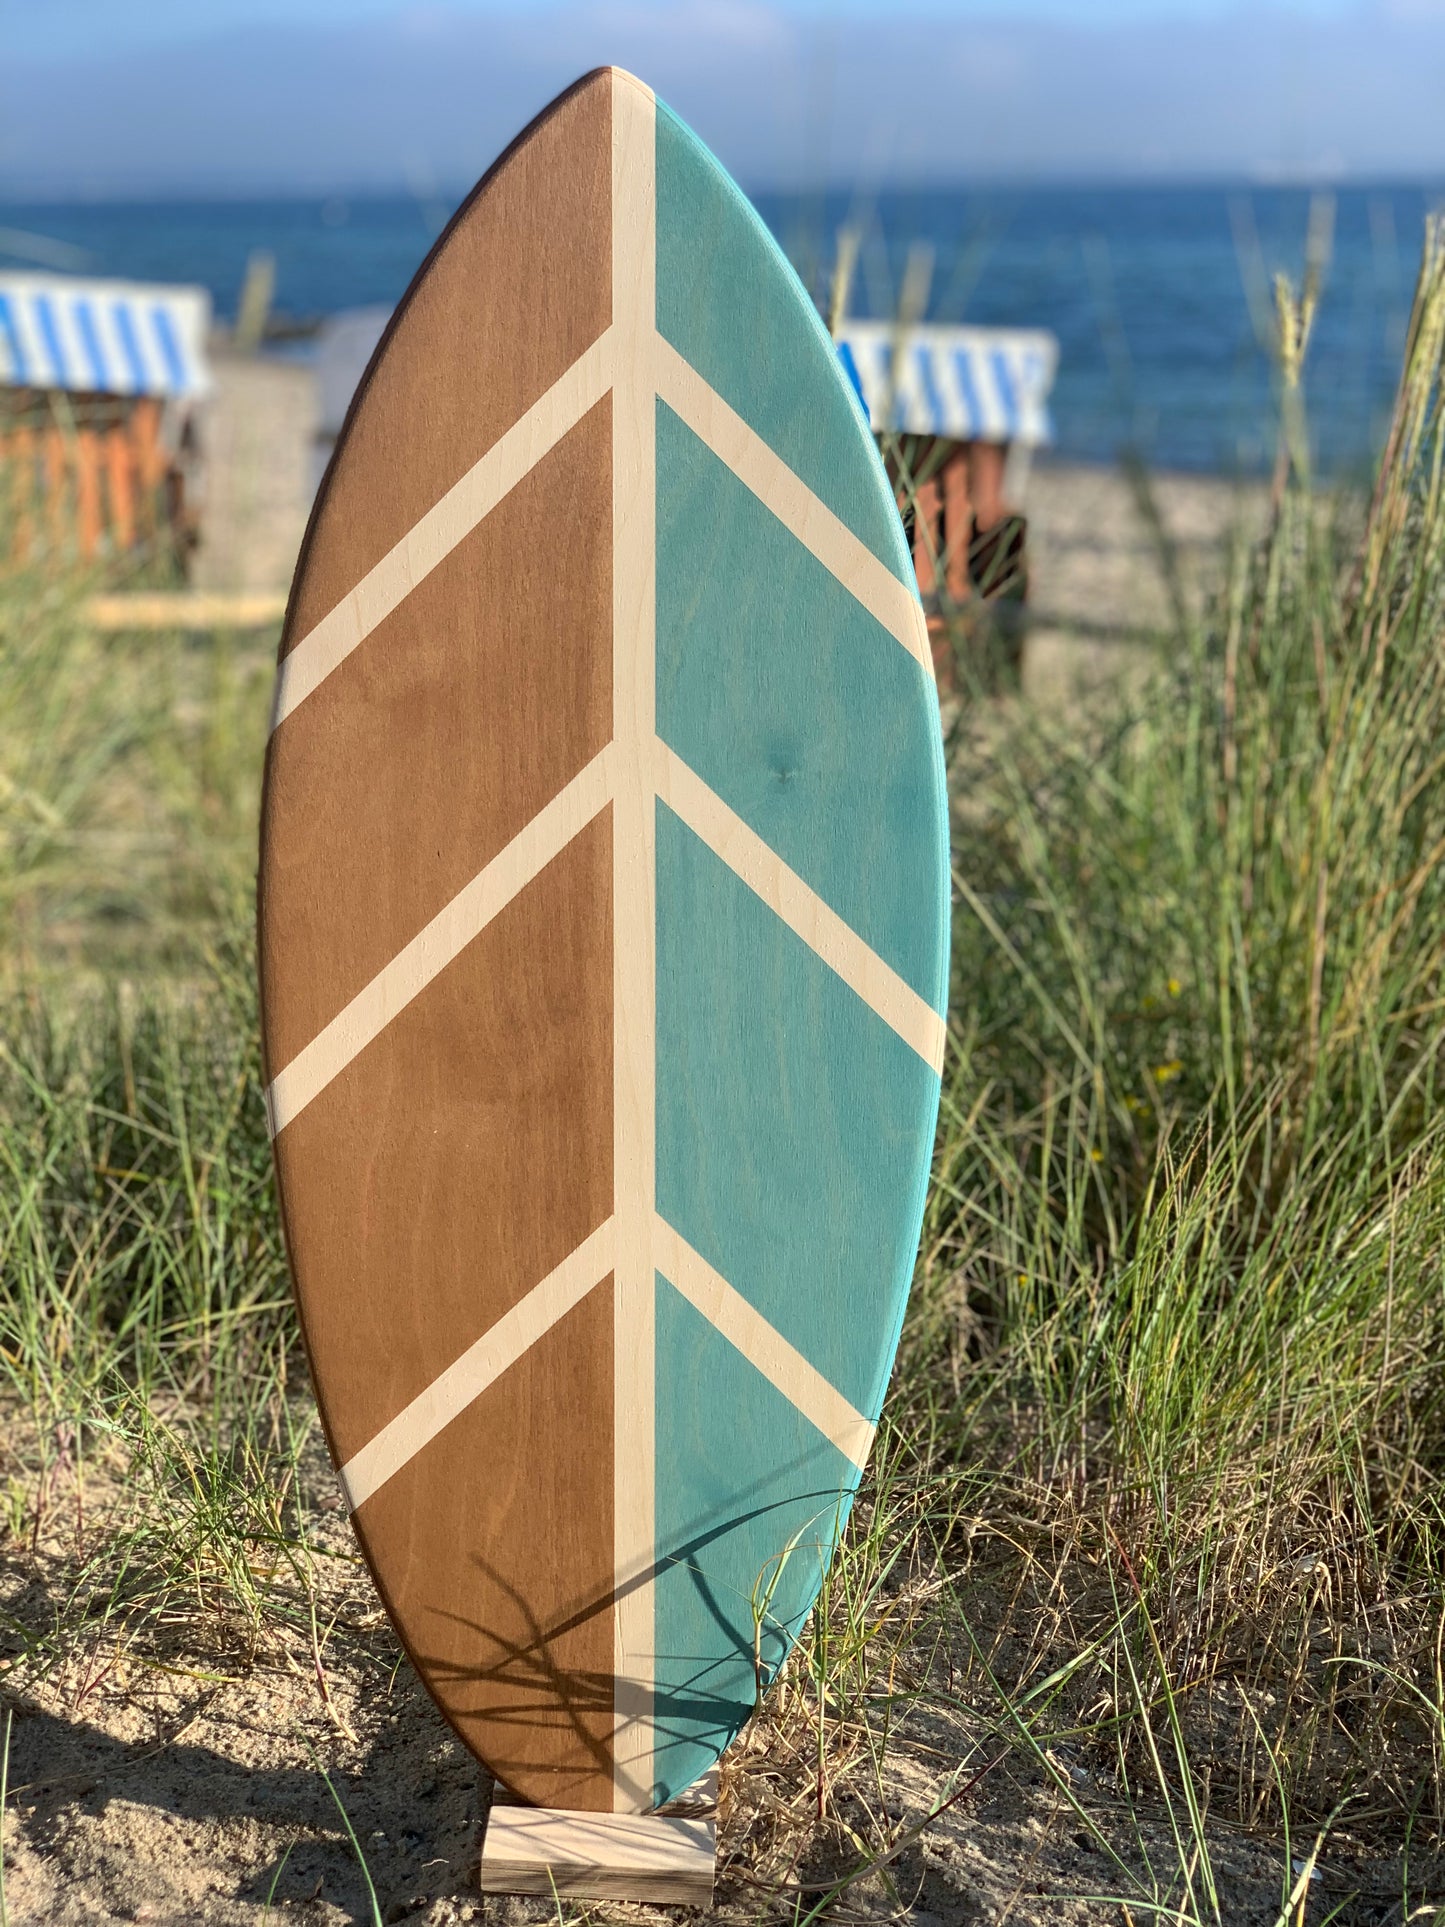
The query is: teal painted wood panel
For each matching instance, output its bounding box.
[655,100,915,587]
[656,401,950,1007]
[656,802,940,1418]
[652,1279,856,1806]
[647,90,949,1802]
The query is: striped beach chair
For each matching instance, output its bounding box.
[0,271,211,566]
[836,322,1058,633]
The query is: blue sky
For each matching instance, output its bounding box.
[4,0,1444,195]
[6,0,1371,53]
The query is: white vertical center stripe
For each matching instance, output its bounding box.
[609,69,659,1817]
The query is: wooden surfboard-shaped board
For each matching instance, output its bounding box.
[259,67,949,1817]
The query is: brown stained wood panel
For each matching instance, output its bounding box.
[283,74,612,646]
[75,430,101,559]
[8,427,34,560]
[132,400,164,495]
[43,428,66,552]
[356,1285,615,1809]
[274,813,612,1463]
[260,400,612,1073]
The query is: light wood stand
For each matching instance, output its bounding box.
[479,1769,717,1904]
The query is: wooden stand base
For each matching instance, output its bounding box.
[479,1771,717,1905]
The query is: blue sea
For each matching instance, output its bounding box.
[3,182,1440,476]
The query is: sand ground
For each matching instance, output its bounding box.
[1020,461,1267,696]
[5,1430,1419,1927]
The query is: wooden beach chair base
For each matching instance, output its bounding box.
[479,1770,717,1905]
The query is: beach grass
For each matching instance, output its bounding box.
[1,221,1444,1921]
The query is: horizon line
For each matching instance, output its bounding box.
[4,169,1445,208]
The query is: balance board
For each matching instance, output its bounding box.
[258,66,950,1817]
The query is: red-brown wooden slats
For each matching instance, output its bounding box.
[0,393,183,567]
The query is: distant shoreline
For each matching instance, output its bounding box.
[5,181,1415,477]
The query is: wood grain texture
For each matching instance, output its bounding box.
[265,748,614,1137]
[280,75,611,646]
[655,338,932,676]
[274,813,612,1467]
[260,65,950,1826]
[358,1285,616,1806]
[271,338,614,729]
[653,739,945,1073]
[339,1218,615,1511]
[653,1216,874,1468]
[479,1804,714,1903]
[608,68,658,1818]
[653,401,945,1006]
[261,399,612,1073]
[260,74,621,1814]
[84,592,288,630]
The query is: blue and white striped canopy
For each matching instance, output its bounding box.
[0,272,212,400]
[837,322,1058,447]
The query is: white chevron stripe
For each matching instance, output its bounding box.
[334,1199,875,1509]
[264,747,614,1136]
[653,1217,876,1472]
[270,325,616,730]
[609,67,659,1818]
[653,334,934,682]
[333,1202,871,1516]
[339,1219,616,1511]
[654,741,946,1076]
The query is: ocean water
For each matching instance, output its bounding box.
[3,181,1440,475]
